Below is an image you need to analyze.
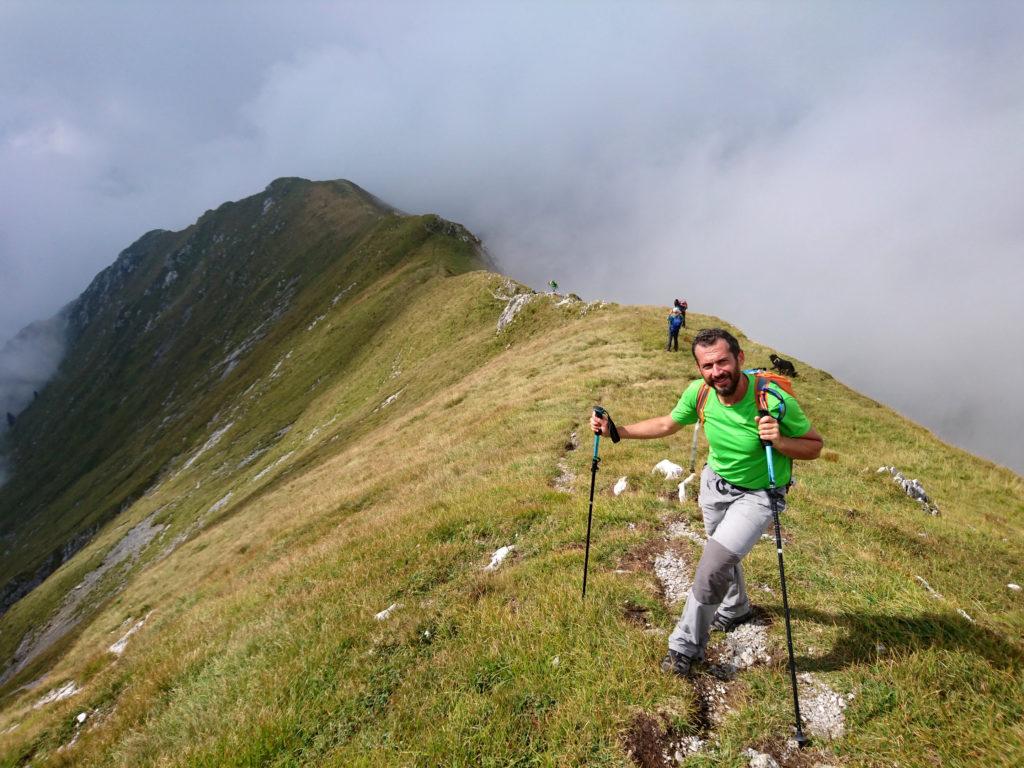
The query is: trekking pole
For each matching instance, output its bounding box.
[679,422,701,501]
[760,410,809,748]
[688,421,701,476]
[583,406,618,599]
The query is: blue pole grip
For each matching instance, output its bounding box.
[593,433,601,460]
[765,444,777,488]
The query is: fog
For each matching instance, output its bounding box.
[0,312,68,485]
[1,2,1021,472]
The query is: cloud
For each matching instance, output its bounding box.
[0,311,68,486]
[0,313,67,417]
[0,1,1021,470]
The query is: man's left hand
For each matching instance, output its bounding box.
[757,415,781,444]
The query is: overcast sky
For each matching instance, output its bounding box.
[1,1,1022,473]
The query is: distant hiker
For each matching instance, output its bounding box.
[548,280,559,293]
[769,353,797,377]
[674,298,688,327]
[666,307,683,351]
[590,328,823,677]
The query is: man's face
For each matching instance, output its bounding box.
[693,339,745,397]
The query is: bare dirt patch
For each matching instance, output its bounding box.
[690,673,732,731]
[552,458,574,493]
[622,600,653,629]
[622,704,704,768]
[617,538,668,573]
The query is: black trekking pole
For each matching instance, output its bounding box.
[760,410,809,748]
[583,406,619,599]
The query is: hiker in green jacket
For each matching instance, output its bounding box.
[590,328,823,676]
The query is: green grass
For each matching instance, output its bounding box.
[1,187,1022,766]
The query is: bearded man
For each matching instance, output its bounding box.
[590,328,823,675]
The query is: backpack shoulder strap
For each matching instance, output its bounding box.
[696,383,711,424]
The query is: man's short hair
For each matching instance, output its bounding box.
[691,328,741,358]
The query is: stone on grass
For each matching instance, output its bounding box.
[653,550,690,605]
[877,466,939,514]
[109,613,151,655]
[798,673,852,740]
[613,476,629,496]
[374,603,402,621]
[744,748,781,768]
[33,681,80,709]
[496,293,535,332]
[711,622,772,679]
[484,545,514,572]
[652,459,683,480]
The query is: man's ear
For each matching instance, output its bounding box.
[737,349,745,367]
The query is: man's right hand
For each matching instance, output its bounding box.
[590,412,609,437]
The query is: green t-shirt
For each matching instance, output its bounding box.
[670,373,811,489]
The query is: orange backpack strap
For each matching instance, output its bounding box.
[695,383,711,424]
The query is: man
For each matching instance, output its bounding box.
[590,328,823,676]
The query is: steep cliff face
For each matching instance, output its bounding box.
[0,177,484,616]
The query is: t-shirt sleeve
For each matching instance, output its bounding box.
[670,381,701,425]
[778,391,812,438]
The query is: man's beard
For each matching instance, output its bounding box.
[707,368,741,397]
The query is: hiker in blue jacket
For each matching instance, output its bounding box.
[666,307,683,351]
[674,298,688,327]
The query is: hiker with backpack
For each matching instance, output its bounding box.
[589,328,823,677]
[673,298,687,327]
[666,307,683,351]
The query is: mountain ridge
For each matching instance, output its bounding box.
[0,179,1020,767]
[0,177,483,618]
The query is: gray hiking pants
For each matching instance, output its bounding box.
[667,465,787,659]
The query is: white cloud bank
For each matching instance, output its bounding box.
[0,2,1021,471]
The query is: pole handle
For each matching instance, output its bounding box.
[593,406,620,443]
[758,408,772,448]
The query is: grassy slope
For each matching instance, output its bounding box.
[0,277,1022,765]
[0,181,484,687]
[0,179,400,590]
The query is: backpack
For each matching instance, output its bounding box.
[695,369,796,425]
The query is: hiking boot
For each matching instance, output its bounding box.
[710,609,753,633]
[660,649,694,677]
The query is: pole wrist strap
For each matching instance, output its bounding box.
[606,414,621,443]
